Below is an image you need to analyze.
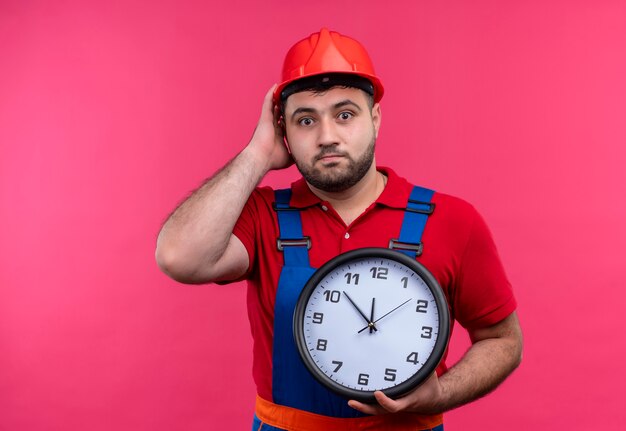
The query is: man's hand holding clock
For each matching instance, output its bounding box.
[343,284,447,415]
[348,371,445,415]
[348,310,523,415]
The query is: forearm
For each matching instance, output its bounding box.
[436,326,523,413]
[155,145,269,281]
[156,85,290,283]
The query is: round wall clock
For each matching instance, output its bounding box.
[293,248,450,402]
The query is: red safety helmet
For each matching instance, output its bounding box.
[274,28,384,105]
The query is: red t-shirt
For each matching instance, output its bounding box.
[233,167,516,402]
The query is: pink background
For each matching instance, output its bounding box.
[2,0,625,429]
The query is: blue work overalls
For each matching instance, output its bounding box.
[252,186,443,431]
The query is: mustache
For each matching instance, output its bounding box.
[314,147,349,161]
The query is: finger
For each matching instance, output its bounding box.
[373,390,405,413]
[266,83,278,100]
[260,84,278,121]
[273,104,283,131]
[347,399,388,415]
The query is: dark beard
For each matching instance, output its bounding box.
[295,137,376,193]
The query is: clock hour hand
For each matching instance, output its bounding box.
[342,291,377,332]
[358,298,412,333]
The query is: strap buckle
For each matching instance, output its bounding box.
[389,238,423,256]
[406,200,435,215]
[277,237,312,251]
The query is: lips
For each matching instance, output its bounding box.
[319,154,344,161]
[315,151,347,163]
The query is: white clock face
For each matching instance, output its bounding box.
[294,249,449,401]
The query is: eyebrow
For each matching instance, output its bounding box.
[289,99,363,121]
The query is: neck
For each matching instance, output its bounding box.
[307,164,387,225]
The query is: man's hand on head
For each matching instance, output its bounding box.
[247,85,294,172]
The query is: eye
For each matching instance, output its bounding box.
[298,117,315,126]
[338,111,354,121]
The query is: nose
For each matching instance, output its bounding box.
[317,117,340,147]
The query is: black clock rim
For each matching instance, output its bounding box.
[293,247,450,403]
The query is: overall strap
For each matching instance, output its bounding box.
[390,186,435,259]
[272,190,352,416]
[273,188,311,267]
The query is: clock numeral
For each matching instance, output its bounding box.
[416,299,428,313]
[401,276,408,288]
[316,339,328,351]
[406,352,419,364]
[323,290,341,303]
[384,368,397,382]
[358,373,369,386]
[312,312,324,324]
[369,267,388,280]
[331,360,343,372]
[344,272,360,285]
[421,326,433,339]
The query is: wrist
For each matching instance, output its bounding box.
[239,144,274,175]
[432,371,468,414]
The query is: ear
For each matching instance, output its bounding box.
[281,120,292,154]
[275,102,292,154]
[371,103,381,138]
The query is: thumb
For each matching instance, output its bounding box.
[374,391,405,413]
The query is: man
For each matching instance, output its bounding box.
[156,28,522,430]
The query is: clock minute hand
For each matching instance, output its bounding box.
[342,291,378,332]
[358,298,413,333]
[369,298,376,334]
